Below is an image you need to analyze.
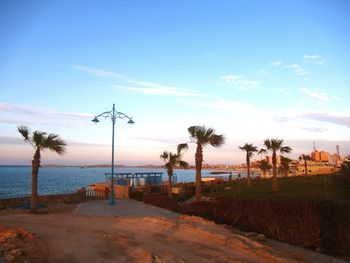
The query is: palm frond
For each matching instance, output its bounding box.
[160,151,169,161]
[270,138,283,150]
[210,134,225,147]
[43,133,66,155]
[178,160,189,168]
[239,143,258,153]
[263,139,271,149]
[17,125,30,141]
[280,146,292,154]
[299,154,311,161]
[257,159,271,171]
[177,143,188,155]
[258,148,267,155]
[33,131,47,148]
[188,126,198,138]
[169,153,179,165]
[204,127,215,139]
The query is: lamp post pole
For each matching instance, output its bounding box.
[110,104,116,205]
[92,103,134,205]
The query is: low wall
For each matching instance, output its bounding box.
[0,188,86,209]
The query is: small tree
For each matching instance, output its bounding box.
[259,138,292,192]
[18,125,66,211]
[179,125,225,201]
[239,143,258,186]
[160,147,188,198]
[340,155,350,177]
[257,159,271,177]
[299,154,311,176]
[279,156,292,177]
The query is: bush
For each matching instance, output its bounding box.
[182,198,350,255]
[340,160,350,177]
[143,192,181,213]
[150,185,162,193]
[130,191,143,201]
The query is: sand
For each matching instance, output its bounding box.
[0,200,347,263]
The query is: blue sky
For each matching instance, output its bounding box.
[1,0,349,165]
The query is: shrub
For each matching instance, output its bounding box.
[340,160,350,177]
[182,201,214,219]
[150,185,162,193]
[129,191,143,201]
[182,198,350,255]
[143,193,181,213]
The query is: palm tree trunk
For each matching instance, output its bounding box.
[195,144,203,201]
[272,151,278,192]
[167,168,173,198]
[304,161,308,176]
[247,155,251,186]
[31,149,41,212]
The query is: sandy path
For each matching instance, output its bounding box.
[0,201,347,263]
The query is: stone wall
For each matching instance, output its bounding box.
[0,188,86,209]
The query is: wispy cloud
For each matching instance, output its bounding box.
[285,64,310,79]
[220,75,258,90]
[300,126,327,133]
[72,64,202,97]
[180,98,255,113]
[0,102,92,126]
[114,85,203,97]
[71,65,126,79]
[302,113,350,128]
[303,54,326,65]
[269,60,282,66]
[298,87,339,102]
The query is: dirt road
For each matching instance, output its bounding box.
[0,200,346,263]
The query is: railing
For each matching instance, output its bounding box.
[85,189,108,199]
[0,193,30,200]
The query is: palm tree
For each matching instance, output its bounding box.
[239,143,258,186]
[179,125,225,201]
[18,125,66,211]
[259,138,292,192]
[299,154,311,176]
[256,159,271,177]
[279,156,292,177]
[160,146,188,198]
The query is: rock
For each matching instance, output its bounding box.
[257,234,267,242]
[244,232,257,237]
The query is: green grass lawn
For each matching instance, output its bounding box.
[204,174,350,201]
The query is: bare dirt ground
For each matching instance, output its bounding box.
[0,200,347,263]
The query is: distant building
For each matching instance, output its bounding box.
[266,155,281,166]
[311,150,329,162]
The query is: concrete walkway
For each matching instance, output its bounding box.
[74,199,179,218]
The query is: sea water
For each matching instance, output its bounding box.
[0,166,241,199]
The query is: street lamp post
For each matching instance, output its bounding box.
[92,103,134,205]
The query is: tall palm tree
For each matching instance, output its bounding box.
[160,146,188,198]
[299,154,311,176]
[179,125,225,201]
[18,125,66,211]
[279,156,292,177]
[256,159,271,177]
[239,143,258,186]
[259,138,292,192]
